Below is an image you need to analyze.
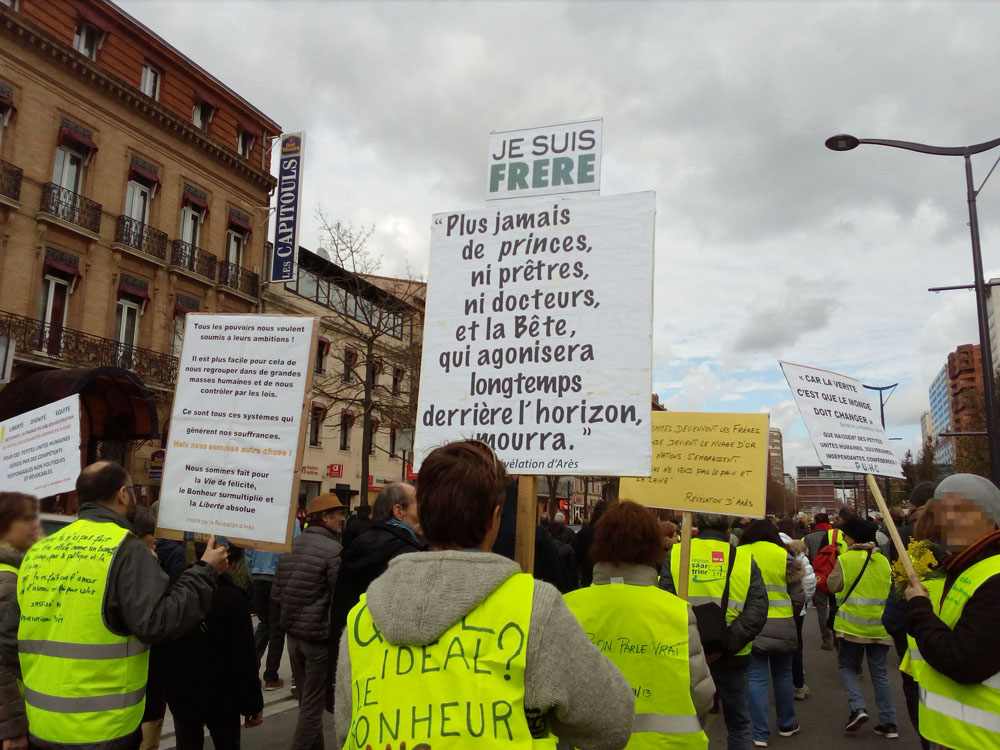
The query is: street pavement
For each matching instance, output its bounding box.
[161,606,923,749]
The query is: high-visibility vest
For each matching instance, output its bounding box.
[833,549,891,640]
[670,538,753,656]
[564,581,708,749]
[742,542,793,621]
[343,572,553,749]
[827,528,848,556]
[918,555,1000,750]
[899,578,946,680]
[18,519,150,744]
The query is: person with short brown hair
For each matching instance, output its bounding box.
[335,440,635,750]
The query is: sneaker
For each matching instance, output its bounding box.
[874,724,899,739]
[754,741,768,748]
[794,685,810,700]
[844,708,869,732]
[264,678,284,691]
[290,682,298,699]
[821,640,834,651]
[778,724,800,737]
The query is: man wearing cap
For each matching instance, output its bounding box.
[905,473,1000,750]
[827,516,897,738]
[272,493,346,749]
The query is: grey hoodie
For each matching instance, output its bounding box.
[334,550,635,750]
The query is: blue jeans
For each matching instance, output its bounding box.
[711,665,752,750]
[837,640,897,725]
[749,652,797,742]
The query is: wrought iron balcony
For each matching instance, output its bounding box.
[0,310,178,386]
[115,216,167,260]
[0,159,22,202]
[170,240,217,280]
[219,261,259,297]
[40,183,102,234]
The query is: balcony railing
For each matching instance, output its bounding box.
[0,159,22,202]
[115,216,167,260]
[0,310,178,386]
[40,183,102,234]
[170,240,217,280]
[219,261,259,297]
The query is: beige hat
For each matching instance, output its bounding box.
[308,493,345,515]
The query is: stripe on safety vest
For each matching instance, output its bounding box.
[909,648,923,663]
[764,584,787,593]
[633,712,704,734]
[24,686,146,713]
[984,672,1000,690]
[920,687,1000,733]
[845,596,887,607]
[835,611,884,627]
[686,595,745,612]
[766,597,792,607]
[19,640,150,660]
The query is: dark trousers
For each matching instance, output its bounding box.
[893,632,930,749]
[252,578,285,682]
[287,635,328,750]
[792,613,805,688]
[173,710,241,750]
[711,665,752,750]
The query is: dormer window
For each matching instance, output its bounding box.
[192,94,217,130]
[74,22,103,61]
[237,128,255,158]
[140,64,161,100]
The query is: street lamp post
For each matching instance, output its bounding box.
[826,134,1000,484]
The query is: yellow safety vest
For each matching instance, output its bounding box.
[827,528,848,556]
[899,578,946,680]
[670,538,753,656]
[343,572,553,749]
[742,542,793,621]
[918,555,1000,750]
[564,581,708,749]
[834,549,891,640]
[18,519,150,744]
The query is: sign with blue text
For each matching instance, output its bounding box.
[487,119,602,202]
[270,132,305,283]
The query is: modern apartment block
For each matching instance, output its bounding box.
[929,363,954,466]
[767,427,783,484]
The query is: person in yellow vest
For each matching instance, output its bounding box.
[738,520,806,747]
[827,516,897,738]
[0,461,230,750]
[334,439,635,750]
[659,513,768,750]
[904,473,1000,750]
[0,492,40,750]
[564,501,714,748]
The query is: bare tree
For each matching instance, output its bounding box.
[312,214,425,507]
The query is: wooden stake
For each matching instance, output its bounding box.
[515,476,537,574]
[677,511,693,600]
[865,473,919,584]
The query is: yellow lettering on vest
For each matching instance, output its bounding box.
[351,714,369,746]
[420,640,440,673]
[378,708,399,742]
[352,605,383,647]
[460,614,496,634]
[362,676,377,707]
[412,703,432,737]
[467,701,485,737]
[471,637,491,674]
[396,646,414,675]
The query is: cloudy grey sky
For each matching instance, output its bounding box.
[120,0,1000,475]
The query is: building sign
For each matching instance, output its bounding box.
[621,412,769,518]
[780,361,903,478]
[148,449,165,481]
[271,132,305,283]
[405,464,418,481]
[0,395,81,496]
[414,191,655,476]
[328,463,343,478]
[301,464,319,476]
[157,314,318,549]
[487,119,602,202]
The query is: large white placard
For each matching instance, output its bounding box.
[414,191,655,476]
[158,315,315,547]
[780,361,904,478]
[0,395,80,496]
[487,119,602,202]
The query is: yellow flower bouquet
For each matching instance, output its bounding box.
[891,539,945,597]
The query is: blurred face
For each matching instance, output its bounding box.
[3,504,40,552]
[937,493,997,551]
[324,508,347,534]
[394,485,421,534]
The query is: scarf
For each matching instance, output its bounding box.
[941,530,1000,575]
[386,518,418,544]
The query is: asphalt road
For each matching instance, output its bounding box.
[163,606,923,749]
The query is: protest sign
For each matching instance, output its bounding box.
[0,395,80,496]
[156,314,317,550]
[413,191,656,476]
[780,361,903,478]
[620,411,768,518]
[487,119,602,202]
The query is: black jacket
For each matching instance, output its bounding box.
[0,544,23,742]
[272,525,342,641]
[492,481,574,593]
[161,574,263,720]
[573,522,598,586]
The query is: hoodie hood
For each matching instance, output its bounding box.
[365,550,521,645]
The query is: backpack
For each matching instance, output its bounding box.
[813,529,842,595]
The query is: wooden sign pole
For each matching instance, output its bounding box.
[677,511,693,600]
[865,473,919,585]
[515,476,537,574]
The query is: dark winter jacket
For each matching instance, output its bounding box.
[573,521,598,586]
[155,538,187,583]
[659,529,768,670]
[0,543,24,742]
[551,535,579,591]
[161,573,263,720]
[272,525,342,641]
[0,503,219,750]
